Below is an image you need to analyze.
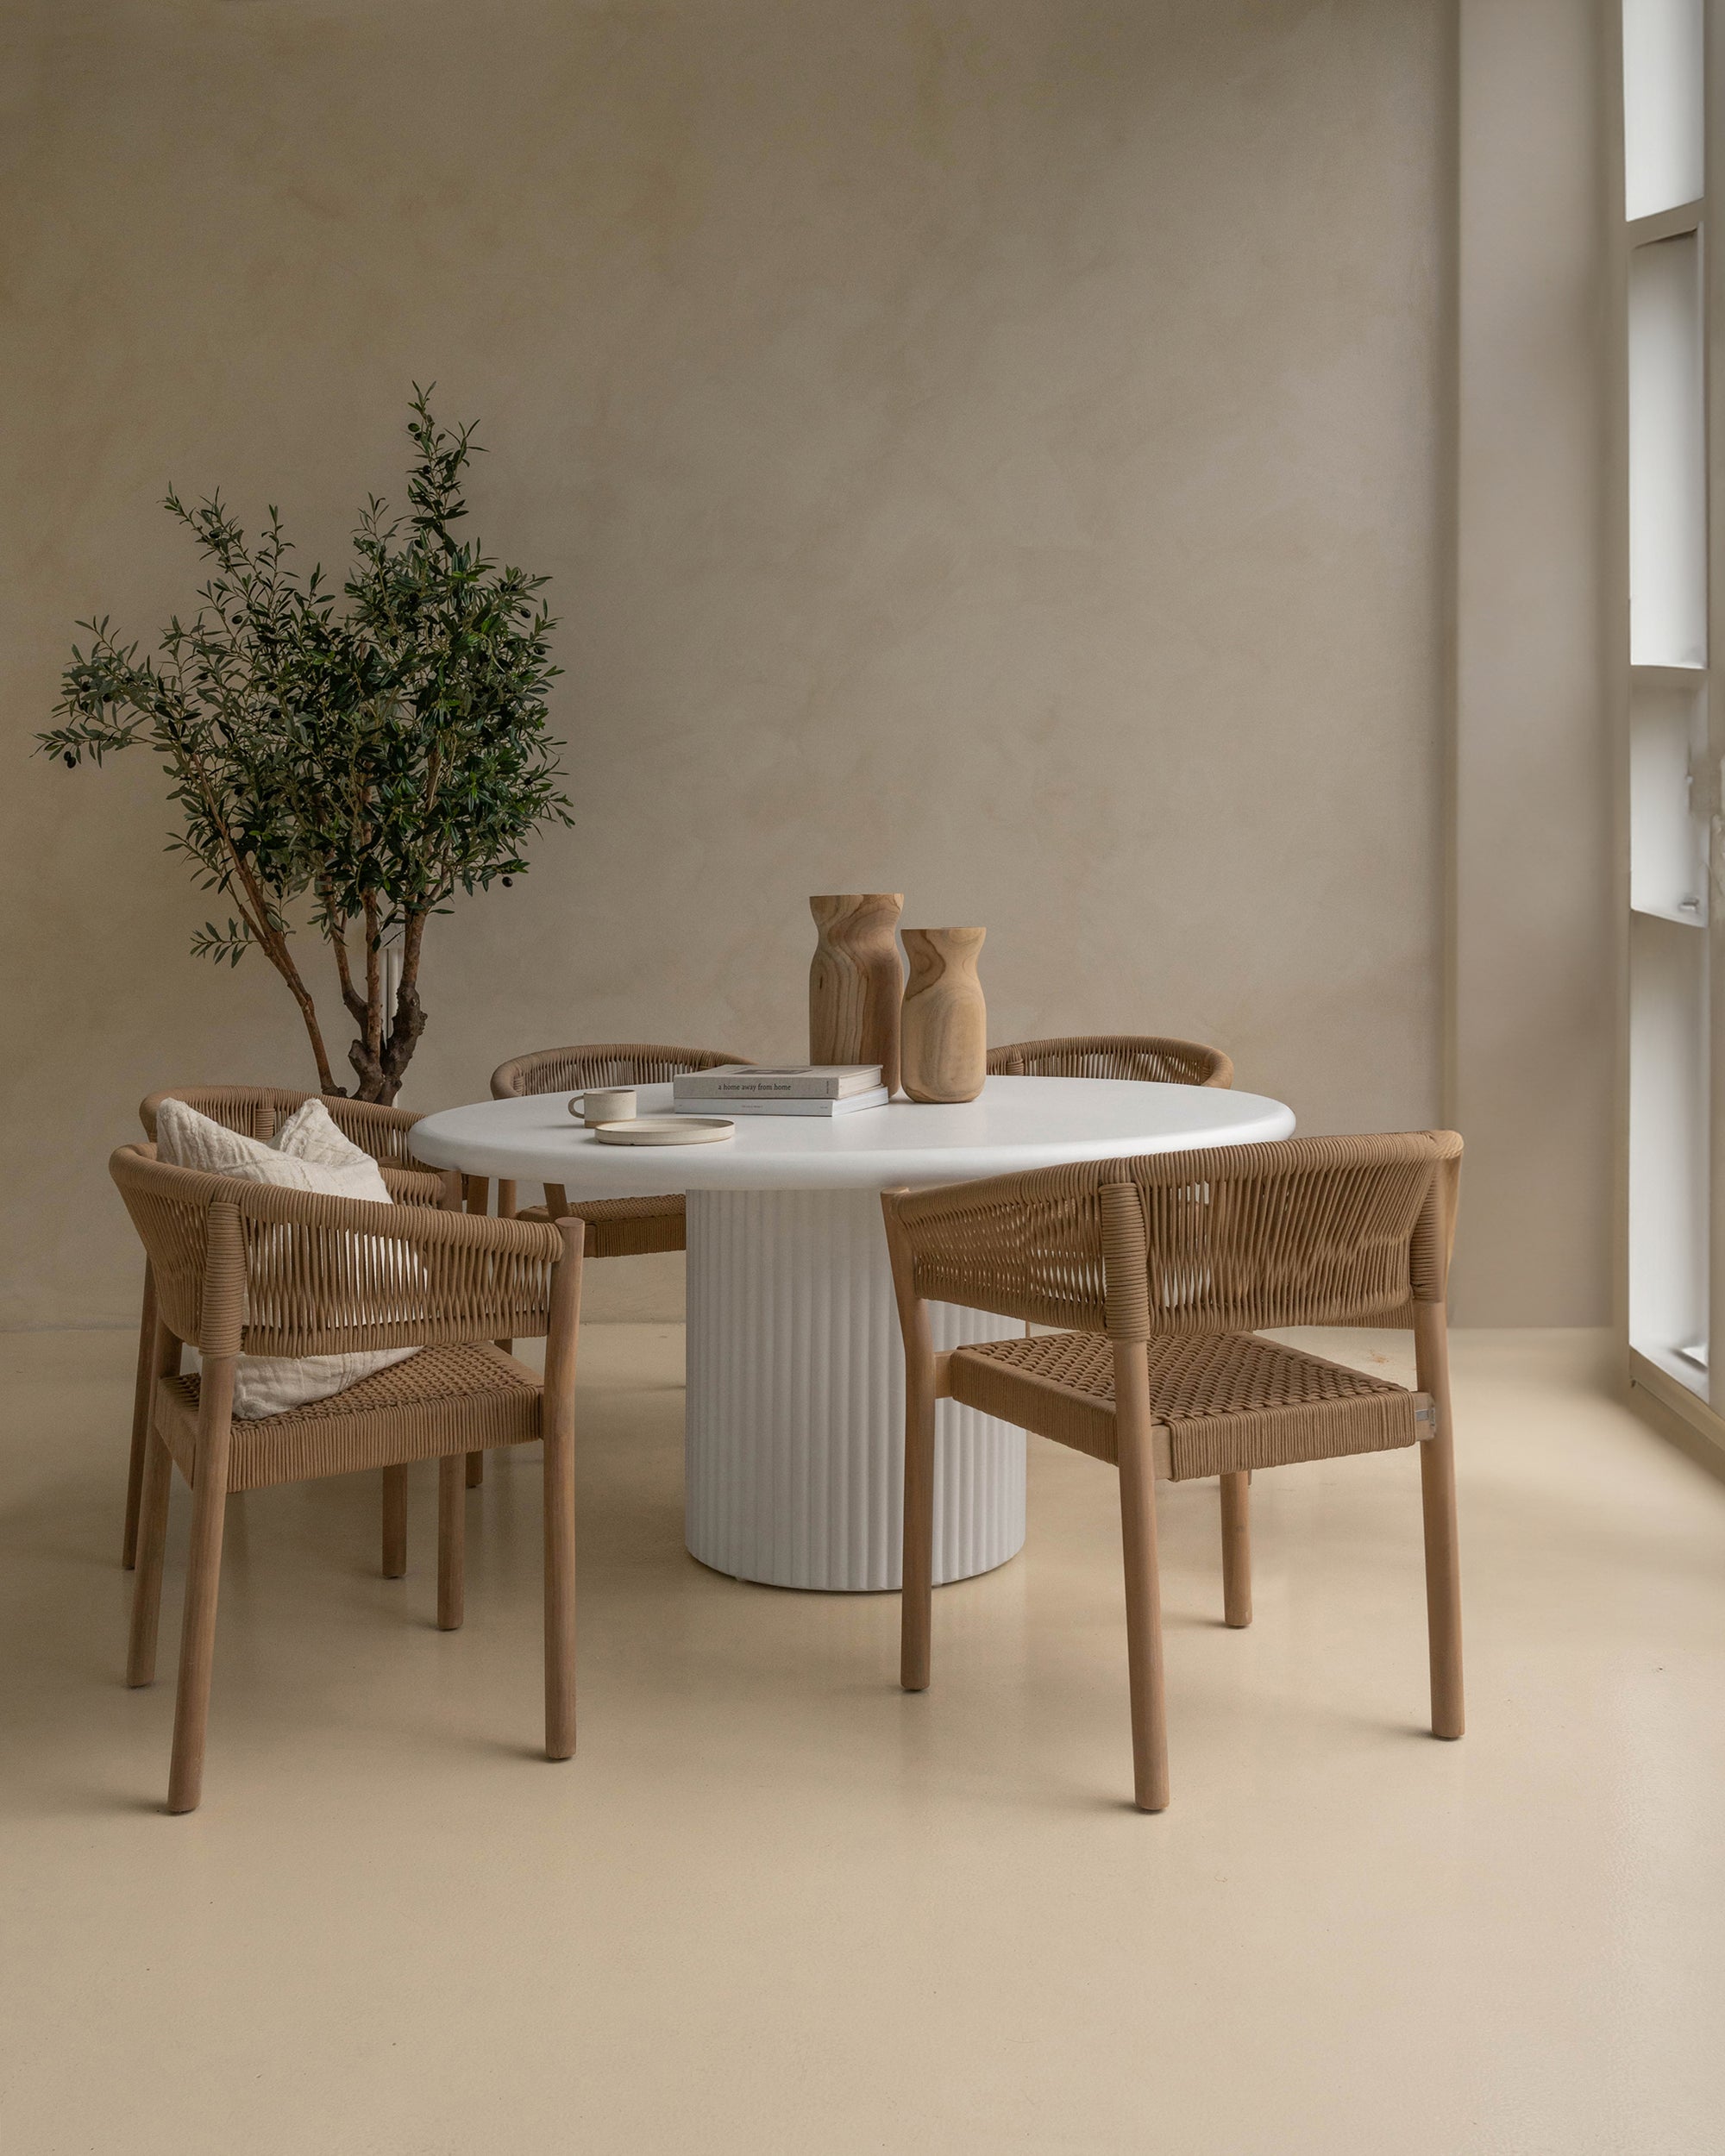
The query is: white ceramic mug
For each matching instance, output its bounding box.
[578,1087,637,1126]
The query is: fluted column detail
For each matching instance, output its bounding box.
[685,1187,1027,1589]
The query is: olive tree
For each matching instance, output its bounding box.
[38,390,570,1101]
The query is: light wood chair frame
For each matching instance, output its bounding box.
[112,1141,581,1814]
[881,1130,1463,1811]
[987,1034,1234,1088]
[123,1089,444,1574]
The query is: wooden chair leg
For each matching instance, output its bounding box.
[900,1341,937,1694]
[1114,1342,1170,1812]
[124,1281,179,1568]
[884,1199,936,1682]
[881,1203,938,1694]
[465,1180,490,1482]
[543,1216,583,1759]
[496,1181,518,1357]
[1414,1301,1465,1739]
[381,1464,408,1578]
[543,1426,576,1760]
[167,1357,235,1814]
[440,1163,477,1479]
[127,1427,174,1687]
[1220,1470,1252,1629]
[438,1453,467,1631]
[123,1264,156,1569]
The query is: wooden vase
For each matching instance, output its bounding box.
[809,893,904,1095]
[900,927,987,1103]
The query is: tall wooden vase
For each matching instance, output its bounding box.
[900,927,987,1103]
[809,893,904,1095]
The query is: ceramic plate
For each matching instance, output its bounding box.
[593,1116,735,1146]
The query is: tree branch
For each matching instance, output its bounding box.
[364,892,383,1060]
[375,907,429,1103]
[323,885,368,1030]
[185,756,336,1095]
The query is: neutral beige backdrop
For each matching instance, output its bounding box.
[1449,0,1615,1329]
[1,0,1451,1329]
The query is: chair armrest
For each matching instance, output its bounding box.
[319,1095,425,1166]
[380,1163,448,1207]
[228,1181,572,1356]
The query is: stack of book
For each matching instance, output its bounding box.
[671,1064,889,1116]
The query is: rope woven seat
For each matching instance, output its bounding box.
[122,1087,445,1570]
[987,1035,1233,1088]
[880,1129,1464,1813]
[110,1141,582,1813]
[487,1042,755,1260]
[154,1343,543,1492]
[948,1330,1422,1482]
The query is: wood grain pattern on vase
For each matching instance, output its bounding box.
[809,894,904,1096]
[900,927,987,1103]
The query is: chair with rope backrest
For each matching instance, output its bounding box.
[123,1088,447,1576]
[881,1129,1464,1811]
[486,1044,755,1246]
[987,1035,1234,1088]
[468,1047,753,1488]
[111,1141,582,1814]
[985,1037,1233,1351]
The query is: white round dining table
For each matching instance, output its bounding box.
[409,1077,1295,1592]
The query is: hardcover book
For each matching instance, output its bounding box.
[672,1063,883,1101]
[672,1086,891,1118]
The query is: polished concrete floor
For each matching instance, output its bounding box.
[3,1322,1723,2154]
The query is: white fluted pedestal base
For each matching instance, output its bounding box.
[685,1188,1028,1589]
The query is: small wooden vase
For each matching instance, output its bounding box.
[900,927,987,1103]
[809,893,905,1095]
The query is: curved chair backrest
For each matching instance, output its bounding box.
[986,1036,1233,1089]
[888,1131,1461,1341]
[490,1044,754,1099]
[139,1087,426,1166]
[110,1143,564,1357]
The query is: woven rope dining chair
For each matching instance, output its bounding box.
[123,1089,444,1573]
[111,1142,581,1814]
[486,1043,754,1247]
[987,1036,1233,1088]
[881,1130,1464,1811]
[473,1046,753,1482]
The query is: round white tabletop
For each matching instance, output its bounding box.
[409,1076,1295,1195]
[410,1080,1296,1593]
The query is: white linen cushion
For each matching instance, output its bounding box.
[155,1095,392,1200]
[153,1097,419,1418]
[272,1097,393,1180]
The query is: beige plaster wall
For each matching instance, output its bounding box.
[1448,0,1615,1326]
[0,0,1449,1328]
